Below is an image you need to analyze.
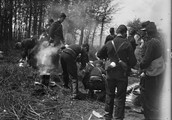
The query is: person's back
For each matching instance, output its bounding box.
[97,24,137,120]
[88,62,106,99]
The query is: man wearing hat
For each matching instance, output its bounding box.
[49,13,66,46]
[139,21,165,119]
[104,27,116,44]
[97,25,137,120]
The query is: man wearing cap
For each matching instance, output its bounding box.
[97,25,137,120]
[60,43,89,99]
[49,13,66,46]
[104,27,116,44]
[139,21,165,119]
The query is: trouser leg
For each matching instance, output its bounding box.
[60,54,69,87]
[65,56,78,96]
[68,64,78,96]
[104,78,116,120]
[114,80,128,120]
[141,75,163,119]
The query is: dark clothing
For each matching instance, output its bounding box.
[104,79,128,120]
[49,20,65,46]
[61,44,89,96]
[90,67,105,77]
[140,74,164,119]
[97,36,137,120]
[127,35,137,51]
[139,38,164,120]
[89,66,106,98]
[104,34,116,44]
[21,38,36,59]
[140,38,162,69]
[98,36,136,78]
[63,44,89,69]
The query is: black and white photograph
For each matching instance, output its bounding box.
[0,0,171,120]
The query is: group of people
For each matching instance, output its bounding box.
[96,22,165,120]
[15,12,165,120]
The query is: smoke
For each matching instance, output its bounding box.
[36,39,60,75]
[46,1,97,44]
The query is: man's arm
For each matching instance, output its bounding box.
[140,42,154,69]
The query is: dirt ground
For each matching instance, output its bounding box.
[32,76,144,120]
[0,52,144,120]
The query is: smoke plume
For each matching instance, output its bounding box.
[36,39,60,75]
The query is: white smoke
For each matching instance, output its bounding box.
[36,39,60,75]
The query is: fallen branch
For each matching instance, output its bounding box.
[11,106,20,120]
[29,104,43,119]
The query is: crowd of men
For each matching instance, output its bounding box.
[15,13,166,120]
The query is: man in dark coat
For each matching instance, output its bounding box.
[139,21,165,120]
[60,43,89,99]
[49,13,66,46]
[104,27,116,44]
[15,36,37,61]
[97,25,137,120]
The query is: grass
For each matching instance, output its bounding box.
[0,50,144,120]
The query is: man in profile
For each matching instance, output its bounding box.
[49,13,66,46]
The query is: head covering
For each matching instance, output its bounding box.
[145,22,157,37]
[116,25,127,34]
[109,27,115,34]
[59,13,66,18]
[141,21,150,30]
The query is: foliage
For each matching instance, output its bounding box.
[127,18,142,31]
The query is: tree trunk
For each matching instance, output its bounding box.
[91,23,98,46]
[79,27,84,45]
[9,0,13,48]
[33,0,38,35]
[28,0,32,37]
[38,2,43,36]
[100,17,105,46]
